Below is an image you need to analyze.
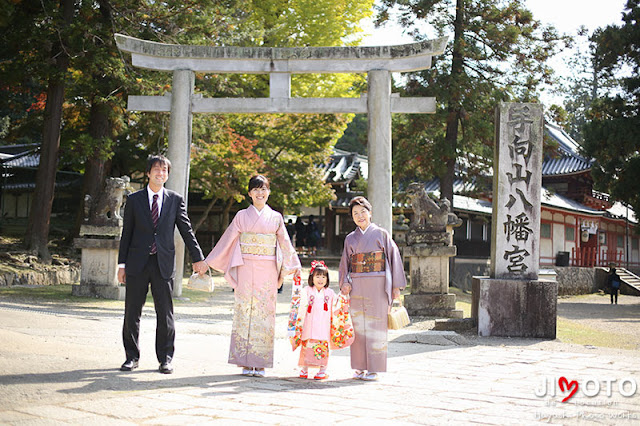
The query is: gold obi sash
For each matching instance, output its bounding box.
[350,251,385,273]
[240,232,277,256]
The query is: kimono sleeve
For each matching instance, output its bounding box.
[383,229,407,290]
[204,214,243,288]
[338,234,353,289]
[276,213,301,276]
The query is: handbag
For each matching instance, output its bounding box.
[388,299,410,330]
[185,269,214,292]
[330,293,355,349]
[287,275,304,350]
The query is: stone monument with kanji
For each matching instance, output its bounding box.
[471,103,557,338]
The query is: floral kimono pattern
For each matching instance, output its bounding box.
[205,205,300,368]
[290,286,354,367]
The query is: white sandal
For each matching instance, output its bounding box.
[353,370,365,379]
[362,372,378,381]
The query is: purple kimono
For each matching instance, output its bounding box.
[338,223,406,373]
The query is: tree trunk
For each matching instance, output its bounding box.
[70,101,112,241]
[193,197,218,232]
[222,198,234,228]
[24,0,74,261]
[441,0,465,206]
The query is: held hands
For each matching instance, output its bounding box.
[193,261,208,276]
[280,269,301,288]
[341,284,352,295]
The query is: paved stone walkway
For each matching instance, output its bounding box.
[0,280,639,425]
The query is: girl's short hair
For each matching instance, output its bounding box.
[349,196,372,216]
[308,264,330,288]
[248,174,270,192]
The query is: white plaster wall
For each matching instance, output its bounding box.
[553,223,565,257]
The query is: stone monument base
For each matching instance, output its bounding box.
[404,293,464,318]
[73,237,125,300]
[72,283,126,300]
[471,276,557,338]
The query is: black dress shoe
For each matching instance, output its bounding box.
[159,361,174,374]
[120,359,139,371]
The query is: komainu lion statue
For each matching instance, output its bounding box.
[84,176,131,226]
[405,182,460,230]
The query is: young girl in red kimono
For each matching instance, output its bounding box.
[296,260,336,380]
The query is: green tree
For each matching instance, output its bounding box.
[336,114,368,154]
[190,121,265,230]
[582,0,640,215]
[378,0,568,203]
[15,0,75,261]
[551,28,619,143]
[187,0,373,217]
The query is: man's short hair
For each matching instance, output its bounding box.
[147,155,172,174]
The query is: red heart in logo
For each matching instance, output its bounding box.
[558,376,579,402]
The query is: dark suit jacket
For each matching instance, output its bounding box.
[118,187,204,280]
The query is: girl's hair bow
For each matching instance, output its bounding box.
[310,260,326,274]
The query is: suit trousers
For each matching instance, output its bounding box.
[122,254,175,364]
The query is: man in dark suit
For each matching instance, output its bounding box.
[117,155,208,374]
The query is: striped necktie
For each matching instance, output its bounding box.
[150,194,159,254]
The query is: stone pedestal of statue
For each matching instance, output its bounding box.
[402,183,463,318]
[72,232,126,300]
[404,236,463,318]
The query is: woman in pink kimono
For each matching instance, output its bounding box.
[339,196,406,381]
[205,175,301,377]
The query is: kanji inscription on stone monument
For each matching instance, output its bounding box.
[491,103,543,280]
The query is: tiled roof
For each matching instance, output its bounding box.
[543,123,592,176]
[2,152,40,168]
[422,178,481,195]
[322,149,367,184]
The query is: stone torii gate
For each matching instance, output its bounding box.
[115,34,447,292]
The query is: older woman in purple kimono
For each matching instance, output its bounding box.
[339,196,406,381]
[205,175,301,377]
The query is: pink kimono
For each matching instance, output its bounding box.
[296,286,337,367]
[205,205,300,368]
[338,223,406,373]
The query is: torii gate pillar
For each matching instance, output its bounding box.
[367,70,392,231]
[166,69,194,285]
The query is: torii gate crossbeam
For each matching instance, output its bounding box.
[115,34,447,295]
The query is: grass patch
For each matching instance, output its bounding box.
[0,279,216,306]
[556,317,638,350]
[0,284,84,302]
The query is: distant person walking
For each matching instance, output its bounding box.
[306,215,321,256]
[608,266,621,305]
[295,217,307,251]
